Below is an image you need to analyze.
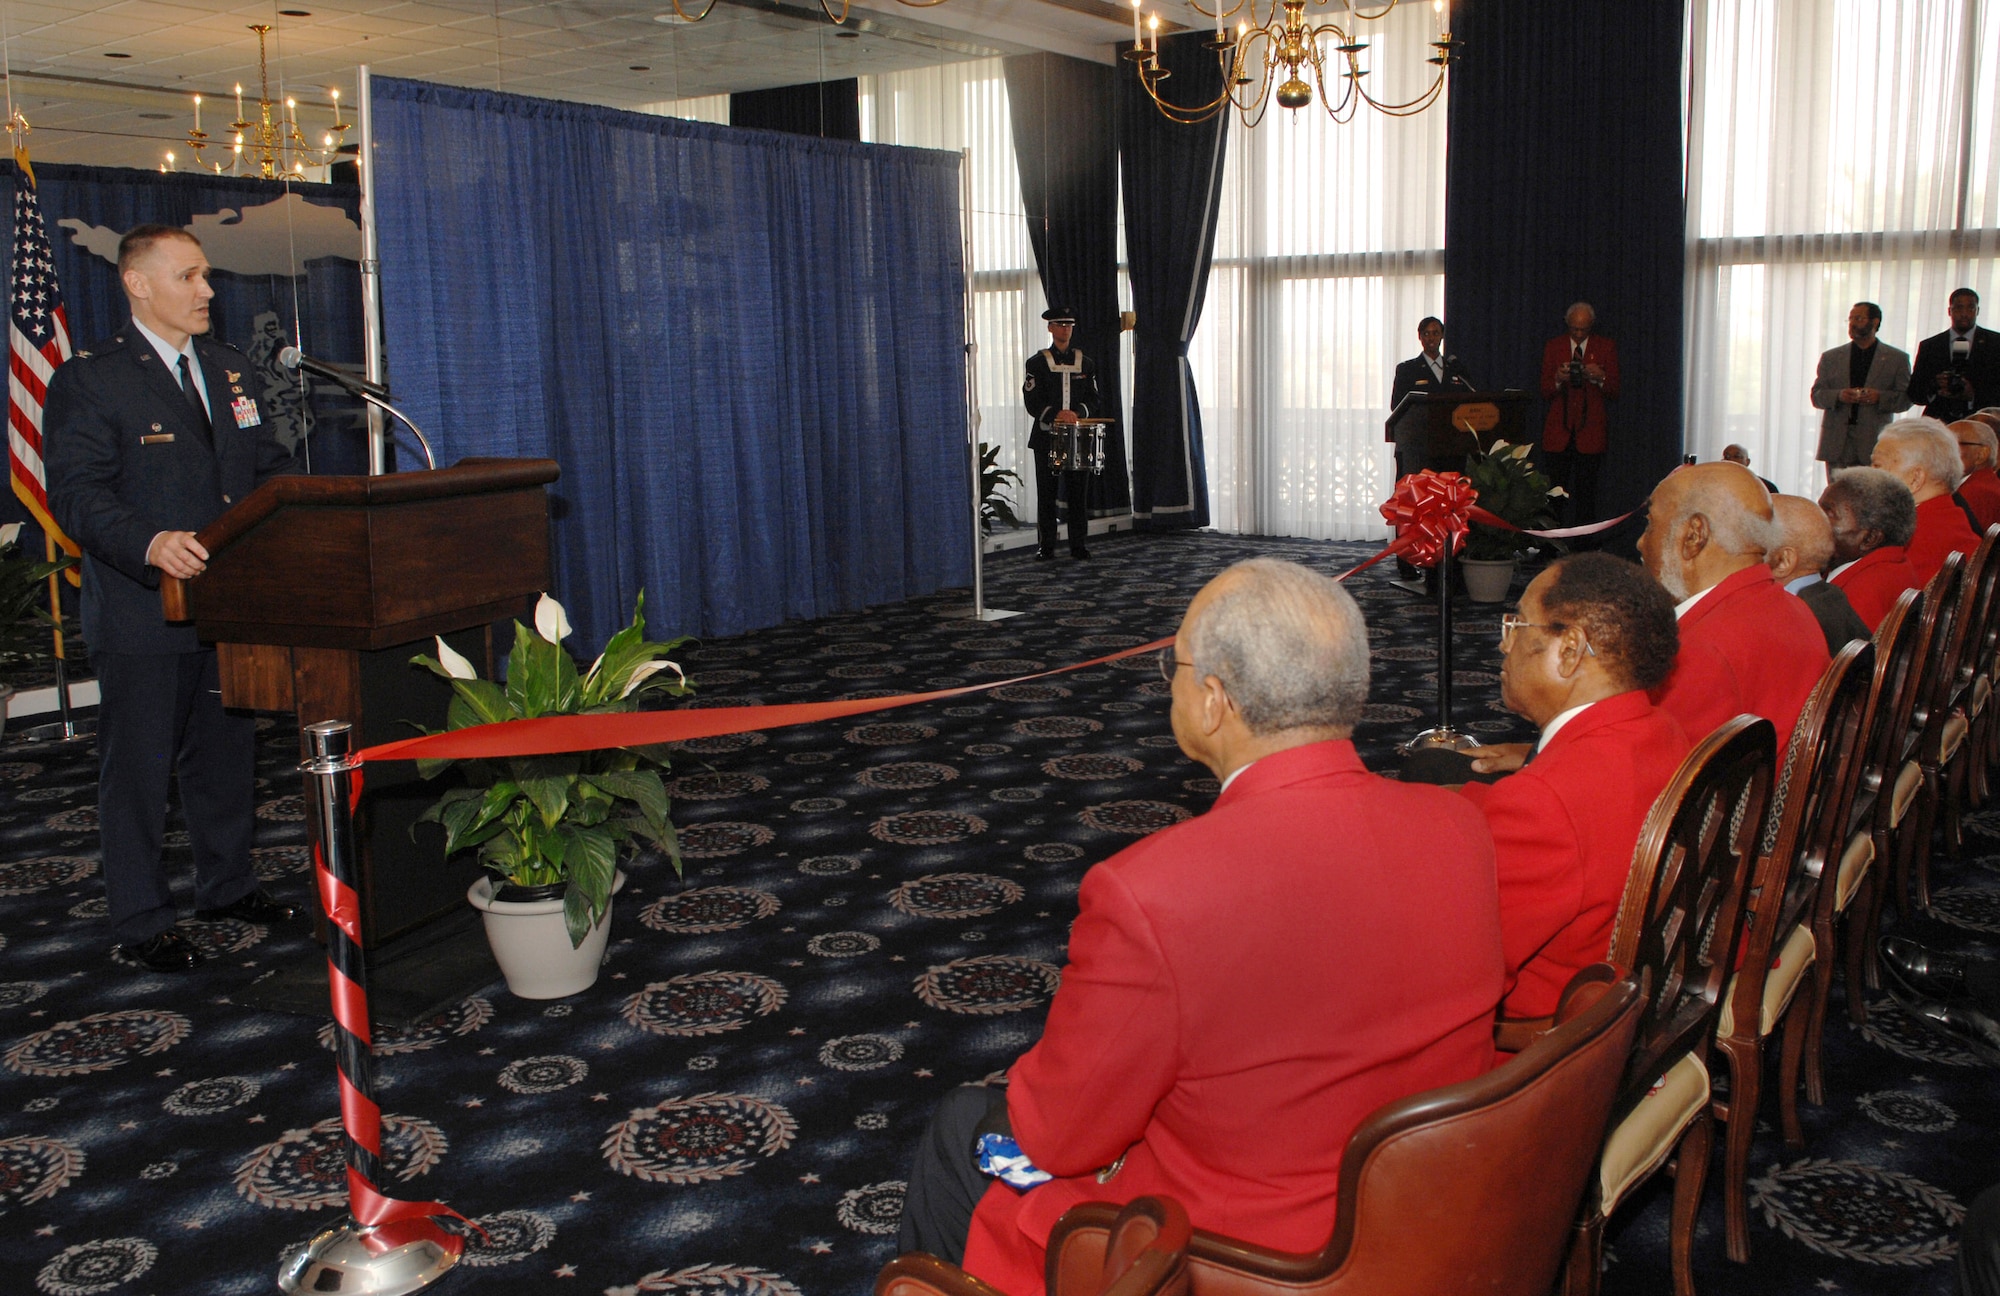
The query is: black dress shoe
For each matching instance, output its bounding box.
[196,890,301,924]
[1071,548,1091,560]
[117,929,203,973]
[1033,549,1055,561]
[1881,936,1969,1002]
[1903,996,2000,1066]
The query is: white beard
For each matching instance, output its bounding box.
[1656,550,1692,603]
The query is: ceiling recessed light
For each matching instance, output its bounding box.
[279,8,312,15]
[103,51,132,59]
[630,65,651,71]
[835,30,859,38]
[137,111,173,120]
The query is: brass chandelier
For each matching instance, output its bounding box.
[1125,0,1460,125]
[172,24,348,178]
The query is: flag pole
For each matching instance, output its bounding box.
[42,531,74,739]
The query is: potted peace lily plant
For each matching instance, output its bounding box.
[1460,441,1566,603]
[412,592,692,999]
[0,522,76,736]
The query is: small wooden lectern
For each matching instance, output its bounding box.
[1383,390,1534,476]
[160,458,559,1014]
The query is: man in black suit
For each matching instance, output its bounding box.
[1388,317,1477,585]
[1767,495,1870,655]
[1022,306,1100,560]
[44,224,301,973]
[1909,288,2000,422]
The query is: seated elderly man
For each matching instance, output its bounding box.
[1639,462,1830,755]
[897,558,1504,1294]
[1769,493,1872,653]
[1953,418,2000,531]
[1822,467,1921,629]
[1873,415,1983,582]
[1460,553,1688,1031]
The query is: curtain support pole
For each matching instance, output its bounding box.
[356,64,388,476]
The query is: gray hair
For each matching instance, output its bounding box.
[1971,421,2000,459]
[1183,558,1370,735]
[1566,301,1595,325]
[1671,469,1780,558]
[1878,416,1965,490]
[1825,467,1918,547]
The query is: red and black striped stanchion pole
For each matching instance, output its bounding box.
[279,719,468,1295]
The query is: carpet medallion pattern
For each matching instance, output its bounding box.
[0,532,1992,1295]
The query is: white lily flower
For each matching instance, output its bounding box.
[1548,486,1570,498]
[434,636,478,680]
[534,593,573,643]
[583,651,606,685]
[0,522,19,548]
[1510,444,1532,459]
[619,658,685,699]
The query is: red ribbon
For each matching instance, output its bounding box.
[1378,471,1479,569]
[347,1168,480,1252]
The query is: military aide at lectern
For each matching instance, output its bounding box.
[1022,305,1100,561]
[44,224,302,975]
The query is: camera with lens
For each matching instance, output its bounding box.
[1568,358,1588,387]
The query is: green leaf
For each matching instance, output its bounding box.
[517,775,572,828]
[586,768,670,827]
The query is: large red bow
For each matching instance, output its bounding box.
[1380,471,1478,569]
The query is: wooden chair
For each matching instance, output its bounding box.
[1711,641,1874,1263]
[1891,552,1971,915]
[1566,716,1774,1296]
[1042,966,1644,1296]
[877,1197,1193,1296]
[1908,540,1992,905]
[1936,530,2000,858]
[1968,527,2000,806]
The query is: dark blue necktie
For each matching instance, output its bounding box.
[177,354,213,448]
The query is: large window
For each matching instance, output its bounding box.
[1193,2,1449,539]
[1685,0,2000,493]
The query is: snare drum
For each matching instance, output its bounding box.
[1049,418,1114,474]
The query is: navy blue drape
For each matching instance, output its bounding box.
[730,79,861,141]
[1443,0,1686,522]
[1,161,368,535]
[369,77,971,651]
[1004,52,1131,514]
[1116,34,1227,531]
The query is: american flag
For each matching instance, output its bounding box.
[8,151,80,564]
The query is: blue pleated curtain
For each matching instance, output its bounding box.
[368,77,972,650]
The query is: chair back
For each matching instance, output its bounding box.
[1907,553,1970,772]
[1608,716,1775,1104]
[1854,587,1927,839]
[1960,529,2000,689]
[1729,641,1875,1036]
[1043,973,1645,1296]
[879,1197,1192,1296]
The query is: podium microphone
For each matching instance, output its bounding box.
[276,346,436,471]
[277,346,392,402]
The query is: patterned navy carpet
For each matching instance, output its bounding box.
[0,531,1993,1296]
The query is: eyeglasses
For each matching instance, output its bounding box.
[1157,645,1204,683]
[1499,613,1597,656]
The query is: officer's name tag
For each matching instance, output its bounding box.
[230,396,262,428]
[139,434,174,445]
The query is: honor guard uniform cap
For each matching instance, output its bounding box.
[1042,307,1077,324]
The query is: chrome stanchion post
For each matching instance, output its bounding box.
[1402,539,1477,753]
[279,720,461,1295]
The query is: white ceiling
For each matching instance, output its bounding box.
[0,0,1159,170]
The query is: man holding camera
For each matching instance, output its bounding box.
[1538,301,1619,526]
[1909,288,2000,423]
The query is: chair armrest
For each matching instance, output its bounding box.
[877,1253,1014,1296]
[1494,1015,1556,1053]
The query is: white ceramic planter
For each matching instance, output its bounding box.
[1460,557,1518,604]
[467,870,626,1000]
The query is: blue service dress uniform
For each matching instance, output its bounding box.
[44,326,298,947]
[1022,345,1100,557]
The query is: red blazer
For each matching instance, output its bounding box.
[1650,563,1830,759]
[1831,545,1920,630]
[1907,492,1984,583]
[1539,334,1621,454]
[1960,469,2000,532]
[963,741,1504,1296]
[1459,692,1691,1021]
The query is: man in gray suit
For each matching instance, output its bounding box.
[1813,301,1913,477]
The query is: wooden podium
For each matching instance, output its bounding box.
[161,458,559,996]
[1383,389,1534,474]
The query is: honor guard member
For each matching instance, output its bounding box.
[1023,306,1100,560]
[44,223,303,974]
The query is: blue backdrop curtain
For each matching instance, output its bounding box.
[1004,52,1131,514]
[1,161,368,534]
[1442,0,1686,525]
[1116,33,1227,530]
[369,77,971,650]
[730,79,862,141]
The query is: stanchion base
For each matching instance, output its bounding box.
[937,604,1024,621]
[16,717,96,743]
[1400,725,1481,755]
[279,1218,460,1294]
